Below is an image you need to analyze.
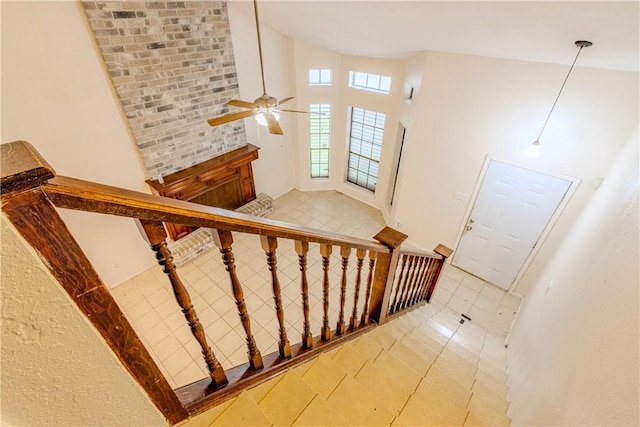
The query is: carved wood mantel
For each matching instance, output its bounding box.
[146,144,259,240]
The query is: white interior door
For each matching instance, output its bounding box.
[453,160,571,290]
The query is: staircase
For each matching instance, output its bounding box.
[183,304,512,427]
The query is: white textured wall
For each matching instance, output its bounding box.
[1,1,155,287]
[391,51,638,294]
[506,127,639,425]
[227,3,296,200]
[0,216,167,427]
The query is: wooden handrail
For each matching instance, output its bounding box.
[44,175,390,253]
[2,140,454,424]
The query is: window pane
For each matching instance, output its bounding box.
[348,71,392,94]
[320,69,332,84]
[346,107,385,192]
[309,69,319,84]
[309,103,331,178]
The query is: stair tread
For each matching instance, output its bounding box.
[325,375,396,426]
[291,395,350,427]
[211,392,271,427]
[258,371,316,426]
[354,360,411,414]
[301,353,347,399]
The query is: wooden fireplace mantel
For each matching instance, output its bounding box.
[146,143,259,240]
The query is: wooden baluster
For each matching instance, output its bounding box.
[260,236,291,359]
[360,251,377,326]
[389,254,408,314]
[412,257,430,304]
[349,248,365,331]
[336,246,351,335]
[406,257,425,307]
[420,258,438,302]
[399,255,418,310]
[295,241,313,349]
[212,230,263,370]
[137,220,228,387]
[320,244,332,341]
[395,255,415,312]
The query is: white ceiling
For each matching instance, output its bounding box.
[230,1,640,72]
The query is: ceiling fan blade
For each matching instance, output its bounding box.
[265,113,283,135]
[207,110,256,127]
[279,109,314,115]
[228,99,257,110]
[278,96,295,106]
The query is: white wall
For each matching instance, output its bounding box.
[288,39,405,211]
[1,1,155,287]
[1,216,167,426]
[227,3,296,200]
[505,128,639,426]
[391,51,639,294]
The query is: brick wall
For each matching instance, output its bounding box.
[82,1,247,179]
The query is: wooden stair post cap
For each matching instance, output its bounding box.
[1,141,55,194]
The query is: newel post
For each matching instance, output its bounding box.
[368,227,408,325]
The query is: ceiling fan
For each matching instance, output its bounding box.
[207,0,308,135]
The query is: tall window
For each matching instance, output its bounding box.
[348,71,392,94]
[309,69,332,86]
[347,107,386,191]
[309,104,331,178]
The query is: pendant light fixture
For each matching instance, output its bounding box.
[526,40,593,158]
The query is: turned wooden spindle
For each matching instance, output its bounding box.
[349,248,365,330]
[420,258,438,301]
[360,251,377,326]
[410,257,429,305]
[260,236,291,359]
[137,220,228,387]
[320,244,332,341]
[389,254,408,313]
[404,257,422,308]
[336,246,351,335]
[399,255,418,311]
[295,241,313,349]
[212,230,263,370]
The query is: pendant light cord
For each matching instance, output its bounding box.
[536,45,585,142]
[253,0,267,96]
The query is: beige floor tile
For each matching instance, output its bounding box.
[330,344,367,376]
[413,380,469,426]
[326,376,395,426]
[373,350,423,394]
[211,392,272,427]
[422,366,472,407]
[391,395,446,427]
[258,371,316,426]
[388,339,432,376]
[354,360,411,414]
[467,394,512,426]
[291,394,350,427]
[409,328,445,353]
[351,335,384,362]
[301,353,347,399]
[439,346,478,377]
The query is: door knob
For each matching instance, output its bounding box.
[466,225,473,231]
[469,218,475,224]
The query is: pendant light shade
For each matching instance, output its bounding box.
[526,40,592,157]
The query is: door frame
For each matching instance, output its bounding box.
[451,155,581,293]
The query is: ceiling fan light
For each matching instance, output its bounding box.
[525,139,540,158]
[255,111,280,127]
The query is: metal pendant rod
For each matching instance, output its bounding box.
[536,41,592,142]
[253,0,268,96]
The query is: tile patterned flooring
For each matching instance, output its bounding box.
[110,189,521,390]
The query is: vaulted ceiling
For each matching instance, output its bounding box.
[231,1,639,72]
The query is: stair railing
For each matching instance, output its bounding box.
[1,140,452,424]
